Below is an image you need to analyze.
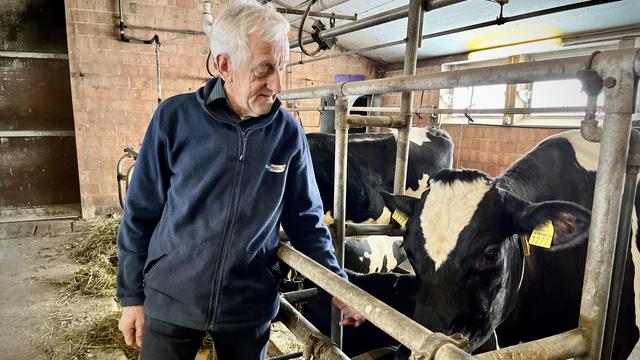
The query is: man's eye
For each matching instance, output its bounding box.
[253,66,272,78]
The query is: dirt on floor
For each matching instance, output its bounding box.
[0,219,302,360]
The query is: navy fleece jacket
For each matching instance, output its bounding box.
[116,77,346,331]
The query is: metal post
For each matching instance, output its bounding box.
[602,165,639,360]
[578,50,638,359]
[581,94,602,142]
[503,55,521,125]
[601,37,639,360]
[155,41,162,103]
[368,94,383,133]
[394,0,422,194]
[331,95,349,347]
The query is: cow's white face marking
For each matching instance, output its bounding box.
[406,173,430,198]
[553,130,599,172]
[390,128,432,146]
[421,179,491,270]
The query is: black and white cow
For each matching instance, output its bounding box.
[307,127,454,273]
[381,130,639,358]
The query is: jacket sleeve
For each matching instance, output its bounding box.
[280,134,347,280]
[116,110,170,306]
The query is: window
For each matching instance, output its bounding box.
[531,79,603,108]
[440,57,606,127]
[452,84,507,110]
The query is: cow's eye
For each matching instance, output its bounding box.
[482,246,500,265]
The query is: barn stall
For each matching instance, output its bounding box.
[0,0,639,359]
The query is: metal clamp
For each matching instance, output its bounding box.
[311,20,337,51]
[412,332,470,360]
[576,51,603,97]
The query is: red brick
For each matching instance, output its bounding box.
[501,142,518,154]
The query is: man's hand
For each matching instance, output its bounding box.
[332,297,365,327]
[118,305,145,348]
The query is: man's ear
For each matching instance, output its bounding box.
[380,191,419,223]
[506,194,591,250]
[215,53,232,82]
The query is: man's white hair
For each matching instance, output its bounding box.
[210,1,290,66]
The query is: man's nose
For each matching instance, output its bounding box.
[266,71,282,94]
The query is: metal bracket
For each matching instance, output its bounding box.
[577,51,603,97]
[311,20,336,51]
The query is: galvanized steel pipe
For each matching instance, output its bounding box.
[283,288,319,303]
[346,115,406,128]
[578,49,638,360]
[277,296,350,360]
[277,242,470,358]
[280,49,640,100]
[290,0,466,49]
[284,105,597,114]
[602,165,639,359]
[472,329,588,360]
[393,0,422,195]
[331,96,349,347]
[345,223,404,237]
[290,5,409,48]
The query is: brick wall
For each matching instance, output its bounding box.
[380,65,441,128]
[442,124,568,177]
[64,0,380,218]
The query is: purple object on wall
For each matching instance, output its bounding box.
[335,74,365,83]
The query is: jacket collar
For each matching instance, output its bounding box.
[198,77,282,129]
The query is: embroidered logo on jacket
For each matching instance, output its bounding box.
[266,163,286,173]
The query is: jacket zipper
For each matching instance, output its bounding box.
[239,131,248,162]
[206,128,251,329]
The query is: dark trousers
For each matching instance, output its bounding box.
[141,315,271,360]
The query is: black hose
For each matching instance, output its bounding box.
[298,0,323,57]
[206,51,215,77]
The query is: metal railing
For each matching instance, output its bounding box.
[277,47,640,359]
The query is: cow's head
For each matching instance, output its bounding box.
[381,169,590,352]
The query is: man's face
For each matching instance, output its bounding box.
[222,33,288,118]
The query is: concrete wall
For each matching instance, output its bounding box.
[63,0,380,218]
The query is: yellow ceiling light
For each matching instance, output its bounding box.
[467,37,562,61]
[464,27,562,61]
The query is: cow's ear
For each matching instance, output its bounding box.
[507,196,591,249]
[380,191,419,219]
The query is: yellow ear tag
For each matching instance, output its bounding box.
[392,210,408,227]
[528,220,554,248]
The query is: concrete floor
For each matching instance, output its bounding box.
[0,220,88,360]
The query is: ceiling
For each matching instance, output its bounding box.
[280,0,640,65]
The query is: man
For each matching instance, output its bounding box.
[116,2,364,359]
